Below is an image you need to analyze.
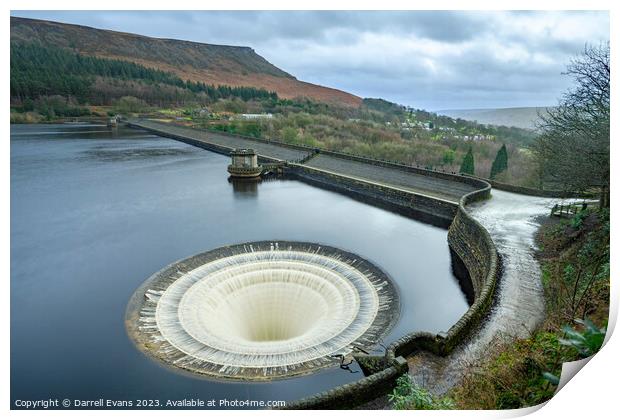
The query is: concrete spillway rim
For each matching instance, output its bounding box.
[125,240,400,382]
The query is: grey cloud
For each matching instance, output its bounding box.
[10,11,491,44]
[10,10,610,110]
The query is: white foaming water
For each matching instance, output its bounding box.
[133,243,399,380]
[410,190,561,393]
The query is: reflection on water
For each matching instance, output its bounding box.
[83,147,196,162]
[229,177,260,196]
[11,123,468,408]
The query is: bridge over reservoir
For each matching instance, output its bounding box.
[126,119,479,204]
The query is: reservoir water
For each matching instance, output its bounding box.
[10,124,468,408]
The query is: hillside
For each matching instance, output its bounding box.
[437,107,554,130]
[10,16,361,107]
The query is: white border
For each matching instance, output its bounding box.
[3,2,617,420]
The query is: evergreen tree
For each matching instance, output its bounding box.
[10,42,278,106]
[490,144,508,179]
[460,146,475,175]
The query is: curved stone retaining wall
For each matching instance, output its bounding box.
[443,184,499,353]
[287,164,459,228]
[387,183,498,358]
[284,357,409,410]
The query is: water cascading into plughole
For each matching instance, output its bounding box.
[126,241,400,381]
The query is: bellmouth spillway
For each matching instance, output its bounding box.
[126,241,400,381]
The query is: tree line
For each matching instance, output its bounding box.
[459,42,609,200]
[10,42,277,105]
[534,43,609,205]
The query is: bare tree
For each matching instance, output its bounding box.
[534,43,610,206]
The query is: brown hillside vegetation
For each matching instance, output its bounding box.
[10,16,362,107]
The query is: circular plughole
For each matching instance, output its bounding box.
[126,241,399,380]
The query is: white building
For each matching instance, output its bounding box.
[240,113,273,120]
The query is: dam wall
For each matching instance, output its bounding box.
[384,182,498,363]
[485,178,592,198]
[197,125,469,184]
[284,357,409,410]
[127,119,478,220]
[125,120,501,409]
[128,119,478,199]
[202,125,573,201]
[443,184,499,353]
[126,120,304,162]
[315,148,472,185]
[286,164,459,228]
[129,119,580,199]
[126,121,273,162]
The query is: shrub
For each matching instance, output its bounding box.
[571,209,588,229]
[559,318,606,357]
[389,375,454,410]
[114,96,149,114]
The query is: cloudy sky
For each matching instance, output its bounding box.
[11,10,610,110]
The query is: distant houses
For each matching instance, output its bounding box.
[399,120,434,130]
[239,113,273,120]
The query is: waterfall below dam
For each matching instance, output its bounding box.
[409,190,559,394]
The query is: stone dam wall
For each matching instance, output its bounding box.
[130,119,479,193]
[125,121,285,163]
[129,119,582,199]
[286,164,459,228]
[199,126,483,195]
[443,184,499,353]
[285,357,410,410]
[486,179,594,199]
[198,126,570,200]
[124,120,501,409]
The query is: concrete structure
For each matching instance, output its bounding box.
[126,241,400,381]
[126,119,478,203]
[107,115,120,127]
[227,149,263,178]
[128,120,310,162]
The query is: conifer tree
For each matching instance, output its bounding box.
[490,144,508,179]
[460,146,475,175]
